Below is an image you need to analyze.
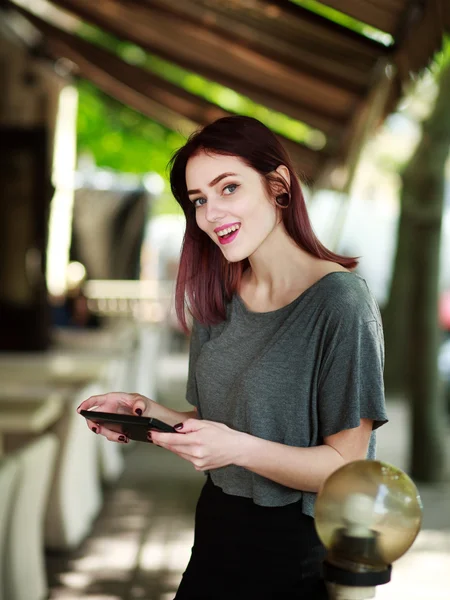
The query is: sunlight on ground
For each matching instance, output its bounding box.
[51,501,450,599]
[73,536,140,571]
[140,516,194,573]
[58,571,93,590]
[377,529,450,599]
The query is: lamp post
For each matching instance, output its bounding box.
[315,460,423,600]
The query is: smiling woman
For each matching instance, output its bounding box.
[78,116,388,600]
[169,116,358,329]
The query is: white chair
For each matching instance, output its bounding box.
[4,434,58,600]
[44,382,104,551]
[50,325,136,483]
[135,324,161,401]
[0,457,20,600]
[98,433,125,484]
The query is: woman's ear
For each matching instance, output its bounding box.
[275,164,290,191]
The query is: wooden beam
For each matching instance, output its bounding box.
[6,3,323,181]
[317,0,402,35]
[45,0,348,135]
[253,0,387,48]
[393,0,448,81]
[128,0,379,93]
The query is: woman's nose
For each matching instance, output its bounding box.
[205,200,225,223]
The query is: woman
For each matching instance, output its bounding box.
[78,116,388,599]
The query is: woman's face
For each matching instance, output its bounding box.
[185,152,280,263]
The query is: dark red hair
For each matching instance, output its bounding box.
[169,116,357,331]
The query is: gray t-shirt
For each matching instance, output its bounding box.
[186,272,388,516]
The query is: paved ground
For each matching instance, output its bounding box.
[47,354,450,599]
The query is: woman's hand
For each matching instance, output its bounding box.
[77,392,152,443]
[150,419,245,471]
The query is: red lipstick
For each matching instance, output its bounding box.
[218,229,240,245]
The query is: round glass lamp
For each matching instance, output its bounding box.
[315,460,423,599]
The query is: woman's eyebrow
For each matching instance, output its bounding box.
[187,172,238,196]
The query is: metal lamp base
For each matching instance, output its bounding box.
[323,560,392,587]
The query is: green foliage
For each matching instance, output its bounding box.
[432,35,450,72]
[291,0,393,45]
[76,80,185,213]
[76,80,184,176]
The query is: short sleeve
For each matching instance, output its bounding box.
[186,319,210,408]
[318,316,388,438]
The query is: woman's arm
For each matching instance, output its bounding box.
[236,418,373,492]
[151,417,373,492]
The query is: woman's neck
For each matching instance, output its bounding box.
[240,225,348,311]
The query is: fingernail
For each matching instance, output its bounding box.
[147,431,152,439]
[118,435,126,442]
[135,408,143,416]
[92,427,98,434]
[174,423,183,430]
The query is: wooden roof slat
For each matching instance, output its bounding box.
[147,0,383,56]
[47,0,352,134]
[317,0,404,34]
[8,3,323,182]
[4,0,449,191]
[53,0,359,113]
[394,0,448,79]
[131,0,375,94]
[243,0,387,50]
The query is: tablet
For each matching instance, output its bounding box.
[80,410,177,443]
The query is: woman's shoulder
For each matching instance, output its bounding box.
[315,270,368,296]
[313,271,381,324]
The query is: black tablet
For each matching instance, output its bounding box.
[80,410,177,443]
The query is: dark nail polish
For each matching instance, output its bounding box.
[118,435,126,442]
[135,408,143,416]
[174,423,183,430]
[92,427,98,434]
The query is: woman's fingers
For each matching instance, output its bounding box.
[86,420,129,443]
[77,392,152,442]
[150,431,195,447]
[77,392,150,416]
[150,436,209,471]
[77,393,128,441]
[131,395,148,417]
[76,393,113,413]
[83,418,99,434]
[173,418,207,433]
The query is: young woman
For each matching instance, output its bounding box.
[78,116,388,599]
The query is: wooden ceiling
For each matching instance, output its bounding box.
[3,0,449,187]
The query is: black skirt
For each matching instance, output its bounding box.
[175,477,329,600]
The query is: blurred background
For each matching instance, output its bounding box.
[0,1,449,599]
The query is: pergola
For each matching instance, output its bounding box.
[3,0,450,186]
[0,1,449,481]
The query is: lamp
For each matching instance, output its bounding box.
[315,460,423,600]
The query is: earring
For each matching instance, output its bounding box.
[275,193,290,208]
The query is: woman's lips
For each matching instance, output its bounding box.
[218,228,240,245]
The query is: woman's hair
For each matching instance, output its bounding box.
[169,115,358,331]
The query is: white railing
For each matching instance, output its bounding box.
[83,279,175,322]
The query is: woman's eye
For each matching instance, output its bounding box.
[193,197,207,208]
[224,183,238,194]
